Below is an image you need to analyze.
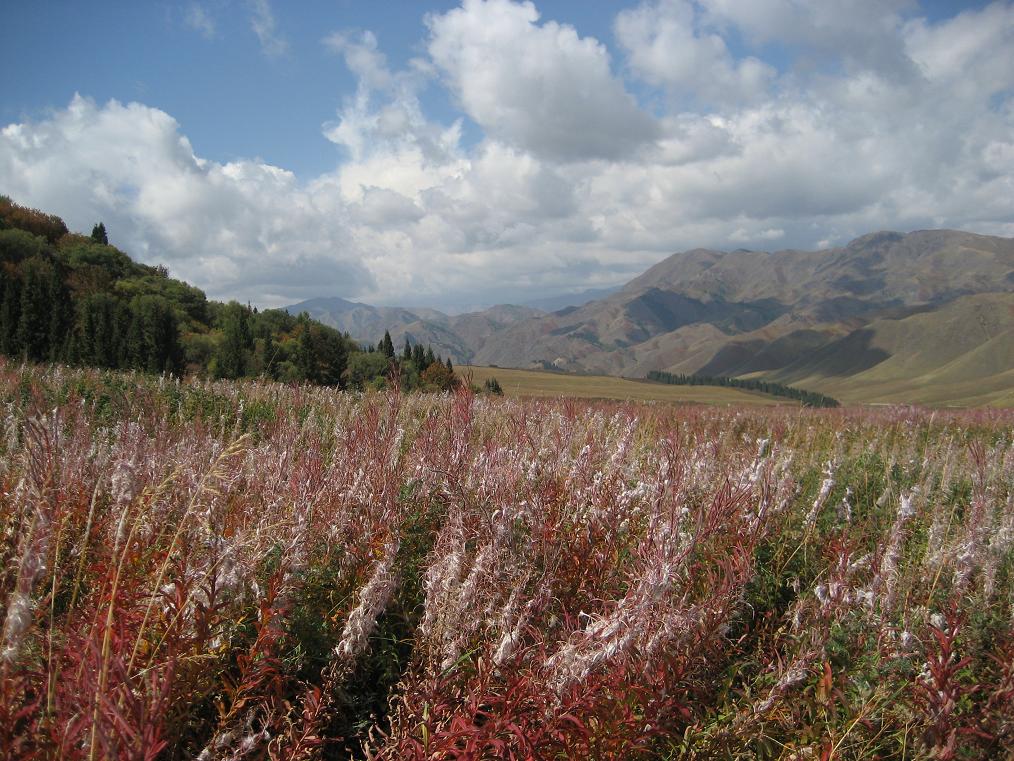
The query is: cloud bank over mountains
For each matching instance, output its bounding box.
[2,0,1013,308]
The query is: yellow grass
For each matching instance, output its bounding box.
[458,365,789,405]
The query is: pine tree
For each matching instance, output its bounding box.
[126,296,181,374]
[381,330,395,359]
[295,317,315,383]
[0,272,20,356]
[216,302,252,379]
[16,257,56,361]
[403,339,412,362]
[90,222,108,245]
[114,301,133,368]
[78,293,122,369]
[46,266,71,362]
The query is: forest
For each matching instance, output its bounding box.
[647,370,840,408]
[0,197,458,392]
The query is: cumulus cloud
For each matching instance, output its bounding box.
[1,1,1013,310]
[425,0,659,161]
[700,0,917,79]
[615,0,775,105]
[0,96,370,305]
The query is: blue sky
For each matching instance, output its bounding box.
[2,1,1012,309]
[4,1,619,176]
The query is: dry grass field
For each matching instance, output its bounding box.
[459,364,787,405]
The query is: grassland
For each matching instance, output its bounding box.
[460,364,788,405]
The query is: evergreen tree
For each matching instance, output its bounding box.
[295,316,315,382]
[127,295,181,374]
[313,328,348,386]
[260,332,280,378]
[78,293,123,369]
[445,356,453,371]
[0,272,20,356]
[216,301,252,379]
[46,266,71,362]
[294,318,349,386]
[403,339,412,362]
[90,222,108,245]
[16,257,57,361]
[412,344,425,367]
[114,301,133,368]
[381,330,395,359]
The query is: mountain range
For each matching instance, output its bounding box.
[286,229,1014,405]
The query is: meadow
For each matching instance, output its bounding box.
[459,365,785,406]
[1,358,1013,759]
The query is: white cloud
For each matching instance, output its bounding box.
[700,0,916,79]
[323,30,395,92]
[904,2,1014,100]
[425,0,658,161]
[184,3,216,39]
[0,95,369,305]
[249,0,288,57]
[1,2,1013,310]
[615,0,775,105]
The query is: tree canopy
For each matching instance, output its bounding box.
[0,195,466,393]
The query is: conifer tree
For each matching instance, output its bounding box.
[46,267,71,362]
[90,222,108,245]
[16,257,56,361]
[126,295,181,374]
[0,273,20,356]
[296,316,315,382]
[216,301,252,379]
[381,330,395,359]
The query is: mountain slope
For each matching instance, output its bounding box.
[769,292,1014,405]
[288,229,1012,405]
[284,297,543,363]
[471,229,1014,405]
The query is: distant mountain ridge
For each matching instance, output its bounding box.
[283,297,545,364]
[290,229,1014,405]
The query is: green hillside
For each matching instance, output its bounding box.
[0,196,455,391]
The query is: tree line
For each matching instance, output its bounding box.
[0,196,459,391]
[646,369,840,407]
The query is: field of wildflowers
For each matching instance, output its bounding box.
[1,357,1012,759]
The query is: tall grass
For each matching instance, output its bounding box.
[0,357,1012,759]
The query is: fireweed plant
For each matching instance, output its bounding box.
[0,356,1012,759]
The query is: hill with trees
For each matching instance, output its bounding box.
[0,196,456,391]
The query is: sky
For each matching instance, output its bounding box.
[1,0,1012,311]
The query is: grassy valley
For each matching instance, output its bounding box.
[460,364,790,405]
